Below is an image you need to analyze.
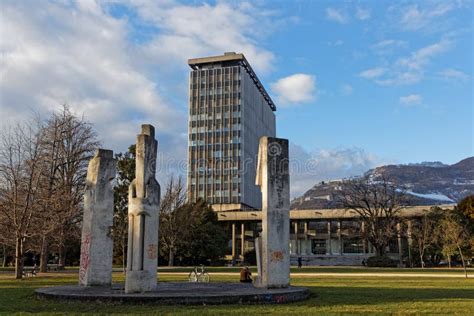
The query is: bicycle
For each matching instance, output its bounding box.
[188,265,210,283]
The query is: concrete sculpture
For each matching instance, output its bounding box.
[125,124,160,293]
[255,137,290,288]
[79,149,116,286]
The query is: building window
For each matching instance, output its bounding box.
[343,237,364,254]
[311,239,327,255]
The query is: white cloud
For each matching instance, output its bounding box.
[399,94,423,106]
[358,67,386,79]
[271,74,316,106]
[328,40,344,47]
[398,3,455,31]
[438,68,469,81]
[361,39,452,86]
[370,39,406,54]
[341,84,353,95]
[290,144,388,198]
[398,40,451,71]
[129,2,276,74]
[326,7,348,24]
[0,1,278,185]
[356,7,371,20]
[0,1,180,146]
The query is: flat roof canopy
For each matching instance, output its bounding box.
[188,52,245,67]
[188,52,276,111]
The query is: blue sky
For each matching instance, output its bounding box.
[1,0,472,197]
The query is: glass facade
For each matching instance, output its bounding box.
[187,54,276,208]
[188,66,242,204]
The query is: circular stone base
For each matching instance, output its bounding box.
[35,282,310,305]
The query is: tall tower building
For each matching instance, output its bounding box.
[187,52,276,210]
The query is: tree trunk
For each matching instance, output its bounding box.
[168,248,175,267]
[58,243,66,268]
[448,255,451,269]
[15,237,23,279]
[39,235,49,273]
[122,237,126,273]
[418,247,425,269]
[457,245,468,279]
[375,244,384,256]
[2,244,6,267]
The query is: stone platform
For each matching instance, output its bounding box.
[35,282,310,305]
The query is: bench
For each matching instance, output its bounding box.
[46,264,65,271]
[22,267,37,277]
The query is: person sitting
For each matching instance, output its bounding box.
[240,266,252,283]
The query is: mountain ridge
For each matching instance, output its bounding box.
[291,157,474,210]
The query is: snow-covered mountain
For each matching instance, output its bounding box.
[291,157,474,210]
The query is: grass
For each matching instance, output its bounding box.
[0,269,473,315]
[2,265,472,274]
[156,266,474,274]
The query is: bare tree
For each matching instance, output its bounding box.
[36,106,98,269]
[0,122,45,278]
[436,213,470,278]
[413,217,430,268]
[35,111,65,272]
[159,176,186,266]
[411,210,438,268]
[339,176,406,256]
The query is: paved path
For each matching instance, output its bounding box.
[1,270,471,279]
[35,282,310,304]
[158,272,473,278]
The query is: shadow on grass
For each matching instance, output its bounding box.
[0,276,473,314]
[298,285,474,307]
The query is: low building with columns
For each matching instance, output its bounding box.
[217,205,453,266]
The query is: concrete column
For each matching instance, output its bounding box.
[255,137,290,289]
[304,221,309,255]
[231,223,236,260]
[125,125,160,293]
[407,220,413,267]
[79,149,116,287]
[241,223,245,258]
[327,221,332,255]
[338,220,343,255]
[397,222,403,267]
[294,221,299,255]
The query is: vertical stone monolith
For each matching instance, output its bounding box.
[125,124,160,293]
[79,149,116,286]
[255,137,290,288]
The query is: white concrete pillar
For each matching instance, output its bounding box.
[79,149,116,286]
[304,221,309,255]
[294,221,299,255]
[338,220,343,255]
[125,125,160,293]
[255,137,290,289]
[397,222,403,267]
[407,220,413,267]
[231,223,236,260]
[241,223,245,258]
[327,221,332,255]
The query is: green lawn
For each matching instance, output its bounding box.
[2,265,472,274]
[0,271,472,315]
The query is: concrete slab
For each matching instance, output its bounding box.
[35,282,310,305]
